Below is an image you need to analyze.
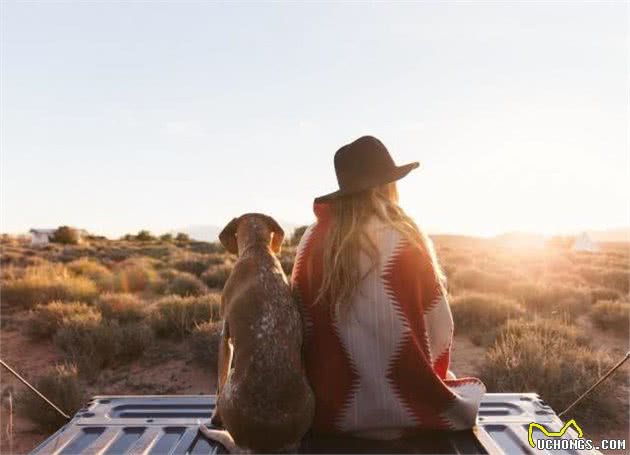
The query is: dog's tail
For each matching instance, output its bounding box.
[198,424,239,453]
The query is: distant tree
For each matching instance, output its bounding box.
[51,226,79,245]
[160,233,174,242]
[290,226,308,246]
[136,230,155,242]
[175,232,190,242]
[122,234,135,241]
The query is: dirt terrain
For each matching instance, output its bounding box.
[2,323,627,454]
[0,235,628,454]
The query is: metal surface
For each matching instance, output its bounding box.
[30,393,599,454]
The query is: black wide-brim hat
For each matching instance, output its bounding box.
[315,135,419,203]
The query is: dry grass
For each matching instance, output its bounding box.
[201,264,233,289]
[151,294,221,338]
[110,258,159,293]
[54,314,151,380]
[164,272,208,297]
[591,300,630,335]
[97,293,146,323]
[190,321,222,371]
[67,257,113,288]
[18,364,85,431]
[1,265,98,308]
[28,301,100,339]
[480,319,623,425]
[450,293,524,345]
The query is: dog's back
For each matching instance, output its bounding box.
[217,229,314,452]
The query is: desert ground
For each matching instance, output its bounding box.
[0,230,628,453]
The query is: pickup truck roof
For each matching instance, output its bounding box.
[30,393,599,454]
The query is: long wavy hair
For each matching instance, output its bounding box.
[315,182,445,318]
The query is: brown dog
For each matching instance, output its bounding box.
[199,213,314,453]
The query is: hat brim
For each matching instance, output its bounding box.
[314,161,420,203]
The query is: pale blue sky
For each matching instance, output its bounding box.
[1,1,628,238]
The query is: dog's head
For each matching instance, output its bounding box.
[219,213,285,256]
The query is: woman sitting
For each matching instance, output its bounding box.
[292,136,485,439]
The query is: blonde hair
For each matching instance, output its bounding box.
[316,182,445,318]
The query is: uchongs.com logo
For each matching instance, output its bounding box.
[528,419,626,452]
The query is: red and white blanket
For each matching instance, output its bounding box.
[291,203,485,438]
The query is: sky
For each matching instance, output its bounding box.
[1,2,628,238]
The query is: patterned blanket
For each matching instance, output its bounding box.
[291,202,485,438]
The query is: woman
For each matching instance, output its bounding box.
[291,136,485,439]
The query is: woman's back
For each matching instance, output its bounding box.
[292,202,485,438]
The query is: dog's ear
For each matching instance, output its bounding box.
[219,217,240,255]
[263,215,284,254]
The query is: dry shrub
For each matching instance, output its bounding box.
[173,254,211,276]
[190,321,222,371]
[590,287,621,303]
[110,258,159,293]
[450,267,510,295]
[67,257,112,288]
[1,265,98,308]
[97,293,146,323]
[578,265,629,294]
[599,268,629,294]
[28,301,100,339]
[165,272,208,297]
[451,293,524,345]
[51,226,79,245]
[480,319,622,425]
[201,264,233,289]
[591,300,630,335]
[54,315,151,380]
[18,363,85,431]
[151,294,221,338]
[512,283,591,320]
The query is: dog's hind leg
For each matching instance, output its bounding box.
[198,424,245,454]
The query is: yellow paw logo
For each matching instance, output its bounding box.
[528,419,583,448]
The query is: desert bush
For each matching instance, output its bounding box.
[450,267,510,295]
[67,258,112,288]
[110,258,159,293]
[151,294,221,338]
[175,232,190,242]
[591,300,630,334]
[55,315,151,380]
[165,272,208,297]
[190,321,222,370]
[160,233,173,242]
[599,268,629,294]
[135,230,155,242]
[578,265,629,294]
[590,287,621,303]
[188,241,224,254]
[18,363,85,431]
[28,301,100,339]
[51,226,79,245]
[451,293,524,345]
[173,255,210,276]
[480,319,621,424]
[511,283,591,320]
[137,245,174,260]
[1,266,98,308]
[97,293,146,323]
[201,264,233,289]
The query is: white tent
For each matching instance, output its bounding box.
[572,232,599,252]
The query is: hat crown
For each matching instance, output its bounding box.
[334,136,396,191]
